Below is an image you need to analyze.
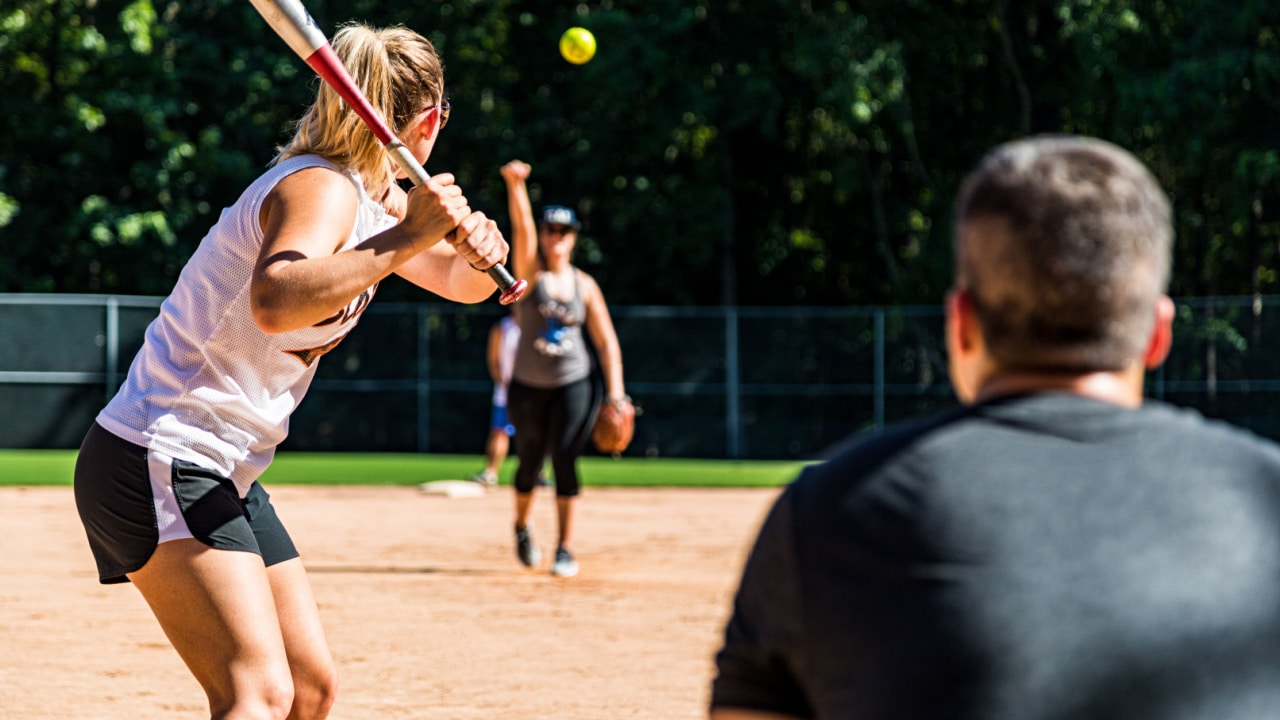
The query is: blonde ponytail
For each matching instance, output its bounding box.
[276,23,444,199]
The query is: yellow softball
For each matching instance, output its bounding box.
[559,27,596,65]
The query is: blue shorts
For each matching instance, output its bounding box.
[490,404,516,436]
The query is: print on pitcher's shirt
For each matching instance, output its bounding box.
[534,300,578,357]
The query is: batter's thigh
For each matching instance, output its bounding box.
[129,539,295,717]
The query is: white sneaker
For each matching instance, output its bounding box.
[551,547,579,578]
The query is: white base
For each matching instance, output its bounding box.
[418,480,486,498]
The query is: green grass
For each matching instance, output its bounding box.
[0,450,807,488]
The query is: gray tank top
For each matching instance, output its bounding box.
[512,270,592,388]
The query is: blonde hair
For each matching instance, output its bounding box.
[276,23,444,199]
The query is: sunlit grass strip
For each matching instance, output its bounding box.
[0,450,807,488]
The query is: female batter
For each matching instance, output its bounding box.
[499,159,627,578]
[73,24,507,720]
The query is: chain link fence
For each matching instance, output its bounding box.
[3,294,1279,460]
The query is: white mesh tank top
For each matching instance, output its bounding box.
[96,154,398,495]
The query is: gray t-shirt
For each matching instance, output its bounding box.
[713,393,1280,719]
[512,270,592,389]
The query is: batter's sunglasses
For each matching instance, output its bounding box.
[424,98,450,129]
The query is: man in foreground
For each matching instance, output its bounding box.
[710,135,1280,719]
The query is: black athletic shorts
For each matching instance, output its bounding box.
[74,422,299,584]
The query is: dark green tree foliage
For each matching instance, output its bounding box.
[1112,1,1280,300]
[0,0,313,292]
[1,0,1278,305]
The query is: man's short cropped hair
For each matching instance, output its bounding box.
[953,135,1173,372]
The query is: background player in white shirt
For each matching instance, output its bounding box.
[470,311,520,487]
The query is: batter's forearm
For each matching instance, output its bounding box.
[445,258,499,303]
[252,230,422,333]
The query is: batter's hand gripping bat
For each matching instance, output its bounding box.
[247,0,528,305]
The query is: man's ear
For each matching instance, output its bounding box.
[946,288,984,404]
[946,289,980,354]
[1143,295,1175,370]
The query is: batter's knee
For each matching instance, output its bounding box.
[207,670,294,720]
[292,657,339,719]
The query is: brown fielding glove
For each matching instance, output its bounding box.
[592,396,636,455]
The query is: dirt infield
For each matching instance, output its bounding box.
[0,484,782,719]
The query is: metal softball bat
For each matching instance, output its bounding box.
[247,0,527,304]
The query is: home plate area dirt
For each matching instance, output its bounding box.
[0,485,782,719]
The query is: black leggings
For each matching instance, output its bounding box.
[506,376,600,496]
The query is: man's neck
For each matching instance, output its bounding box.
[974,368,1146,408]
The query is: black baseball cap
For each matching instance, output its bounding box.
[539,205,581,229]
